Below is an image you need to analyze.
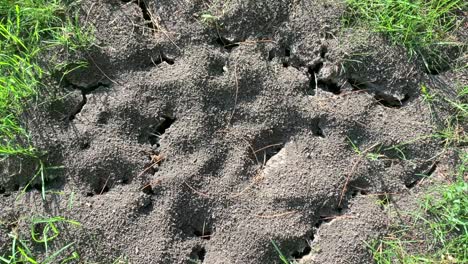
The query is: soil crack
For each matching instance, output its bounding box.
[215,36,240,50]
[148,115,176,146]
[68,83,109,121]
[68,93,87,121]
[406,162,438,189]
[151,53,175,66]
[122,0,155,29]
[348,78,409,108]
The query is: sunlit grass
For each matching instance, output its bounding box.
[369,152,468,263]
[0,0,92,157]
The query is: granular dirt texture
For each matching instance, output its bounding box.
[0,0,466,263]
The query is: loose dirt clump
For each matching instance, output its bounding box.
[0,0,465,263]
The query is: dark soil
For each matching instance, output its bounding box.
[0,0,466,263]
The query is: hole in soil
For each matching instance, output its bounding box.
[97,111,111,124]
[315,126,325,138]
[307,63,323,96]
[315,207,345,228]
[121,0,155,29]
[77,82,109,95]
[309,62,324,74]
[405,177,424,189]
[68,82,109,122]
[86,192,94,197]
[28,173,63,194]
[138,1,152,23]
[318,80,341,95]
[148,115,176,146]
[93,178,111,195]
[377,194,390,210]
[378,194,390,205]
[268,50,275,61]
[323,32,334,40]
[284,48,291,57]
[335,207,343,214]
[141,184,154,195]
[32,223,47,239]
[68,93,87,121]
[291,245,312,259]
[423,60,451,75]
[138,198,153,214]
[97,184,110,194]
[425,163,438,176]
[425,66,449,75]
[320,46,328,59]
[194,228,212,240]
[152,53,175,66]
[312,119,325,138]
[191,247,206,262]
[314,217,330,228]
[374,93,409,108]
[215,36,239,50]
[348,78,368,91]
[0,186,5,194]
[207,57,226,75]
[258,144,284,165]
[135,0,155,29]
[282,61,290,67]
[79,141,90,150]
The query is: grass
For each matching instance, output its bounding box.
[271,239,294,264]
[0,0,92,158]
[343,0,467,70]
[198,0,232,26]
[430,84,467,147]
[347,137,386,161]
[0,216,81,263]
[343,0,466,48]
[440,86,468,145]
[0,2,91,262]
[368,152,467,263]
[347,82,467,263]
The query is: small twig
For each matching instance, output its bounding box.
[227,63,239,126]
[160,30,181,51]
[84,2,97,27]
[137,154,164,178]
[86,52,122,86]
[184,182,210,198]
[256,211,297,219]
[314,72,319,96]
[140,179,161,191]
[338,158,361,206]
[235,39,276,46]
[320,214,355,221]
[338,142,379,206]
[253,143,283,154]
[137,164,156,178]
[242,137,259,165]
[146,7,181,51]
[99,175,111,195]
[229,171,264,198]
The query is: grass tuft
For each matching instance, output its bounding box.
[0,216,81,264]
[344,0,466,48]
[343,0,467,71]
[369,152,468,263]
[0,0,92,158]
